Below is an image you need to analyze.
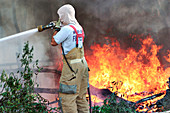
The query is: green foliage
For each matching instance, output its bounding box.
[92,81,136,113]
[0,41,59,113]
[92,94,136,113]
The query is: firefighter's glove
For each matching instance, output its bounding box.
[50,21,57,29]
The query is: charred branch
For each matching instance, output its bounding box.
[136,92,165,104]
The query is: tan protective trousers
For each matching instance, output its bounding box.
[59,47,89,113]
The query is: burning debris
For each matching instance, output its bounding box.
[84,34,170,112]
[89,77,170,113]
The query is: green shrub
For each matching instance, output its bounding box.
[92,94,136,113]
[0,41,59,113]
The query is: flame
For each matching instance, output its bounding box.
[86,34,169,103]
[91,95,103,104]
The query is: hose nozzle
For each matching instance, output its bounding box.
[37,25,44,32]
[37,20,61,32]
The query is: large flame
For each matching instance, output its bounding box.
[86,34,170,102]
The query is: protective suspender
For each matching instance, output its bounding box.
[61,45,77,75]
[61,25,84,76]
[69,25,85,48]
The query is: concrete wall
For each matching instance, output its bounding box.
[0,0,170,107]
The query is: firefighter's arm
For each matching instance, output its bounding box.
[51,31,58,46]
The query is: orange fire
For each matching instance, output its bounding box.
[86,34,170,103]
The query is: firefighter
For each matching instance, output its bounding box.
[51,4,89,113]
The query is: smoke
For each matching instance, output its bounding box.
[75,0,170,41]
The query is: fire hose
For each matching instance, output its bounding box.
[38,21,92,113]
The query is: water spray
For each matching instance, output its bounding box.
[0,28,38,42]
[37,20,61,32]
